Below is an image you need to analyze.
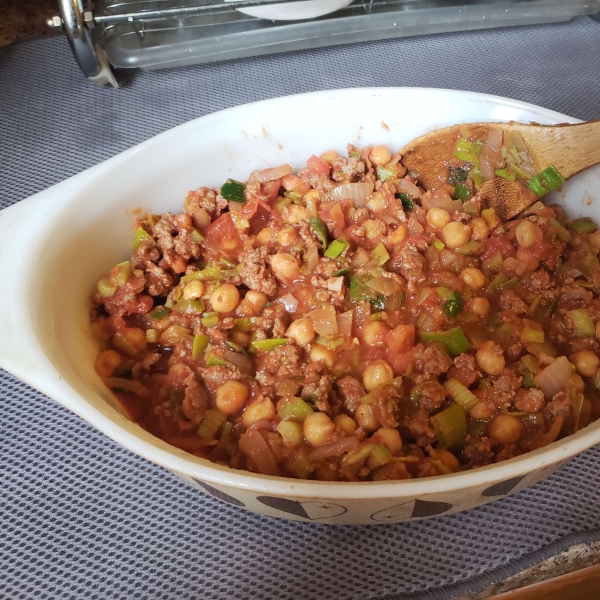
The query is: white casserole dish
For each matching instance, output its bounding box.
[1,88,599,524]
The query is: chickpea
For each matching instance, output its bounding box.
[362,360,394,391]
[595,320,600,340]
[242,396,276,428]
[256,226,273,246]
[304,189,320,203]
[476,340,505,375]
[470,400,496,421]
[309,345,335,368]
[467,297,490,317]
[362,321,390,346]
[362,219,384,241]
[303,412,336,447]
[283,204,309,225]
[277,226,299,246]
[286,318,316,346]
[435,449,460,472]
[230,330,250,349]
[427,208,451,230]
[245,291,268,312]
[371,427,402,455]
[159,325,191,346]
[589,230,600,248]
[489,414,524,444]
[113,327,147,356]
[570,350,600,378]
[515,220,542,248]
[470,217,490,242]
[568,373,585,393]
[270,253,300,281]
[367,191,386,213]
[183,280,204,300]
[320,150,339,165]
[94,349,121,377]
[333,414,357,435]
[442,222,471,248]
[387,224,407,245]
[355,404,379,432]
[460,267,486,290]
[168,362,193,381]
[210,283,240,313]
[281,174,304,192]
[216,380,250,415]
[370,145,392,166]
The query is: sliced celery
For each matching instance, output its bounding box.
[234,317,258,332]
[431,403,467,448]
[526,166,564,197]
[191,229,204,244]
[173,298,205,313]
[521,328,545,343]
[201,312,219,328]
[432,239,445,251]
[376,166,398,183]
[550,219,571,242]
[444,378,478,410]
[181,267,223,282]
[132,227,156,250]
[192,334,210,359]
[150,306,170,320]
[97,278,117,298]
[567,217,598,234]
[276,420,304,447]
[368,444,392,469]
[372,243,390,266]
[456,240,480,255]
[568,309,595,337]
[277,397,314,422]
[324,238,349,259]
[419,326,469,357]
[250,338,288,352]
[197,409,227,438]
[495,168,516,182]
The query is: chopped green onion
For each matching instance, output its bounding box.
[508,162,531,180]
[234,317,258,332]
[173,298,205,313]
[181,267,223,282]
[341,445,373,468]
[431,403,467,448]
[250,338,288,352]
[276,420,304,447]
[219,179,245,203]
[447,166,468,185]
[453,182,472,202]
[192,334,210,359]
[349,274,377,303]
[277,397,314,423]
[191,229,204,244]
[495,168,516,182]
[481,208,500,229]
[368,444,392,469]
[444,378,478,410]
[396,193,414,210]
[324,238,349,259]
[132,227,156,250]
[419,326,469,357]
[376,166,398,183]
[550,219,571,242]
[471,167,484,186]
[197,408,227,438]
[567,217,598,234]
[455,138,484,155]
[205,351,233,367]
[97,278,117,298]
[526,166,564,197]
[310,217,328,247]
[332,267,350,277]
[432,239,445,251]
[372,243,390,266]
[454,151,479,165]
[443,291,463,318]
[568,309,595,337]
[487,273,518,292]
[456,240,480,255]
[201,312,219,328]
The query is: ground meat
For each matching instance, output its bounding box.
[487,369,522,408]
[448,354,479,387]
[258,304,290,338]
[388,242,425,281]
[463,436,494,467]
[238,245,277,296]
[199,365,244,393]
[141,353,161,370]
[301,375,333,413]
[370,385,400,428]
[331,155,366,183]
[131,242,160,270]
[547,391,573,418]
[514,388,545,413]
[181,375,209,425]
[153,213,202,271]
[418,382,447,412]
[527,269,555,292]
[335,376,365,415]
[499,290,529,315]
[184,186,217,222]
[103,276,153,317]
[415,346,452,378]
[255,344,303,378]
[405,408,437,446]
[144,262,173,297]
[558,284,594,306]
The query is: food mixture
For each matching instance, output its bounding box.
[90,130,600,481]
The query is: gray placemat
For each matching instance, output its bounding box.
[2,16,600,600]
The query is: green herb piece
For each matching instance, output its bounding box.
[372,243,390,266]
[220,179,245,203]
[419,326,469,357]
[568,308,596,337]
[192,334,210,359]
[277,397,314,423]
[453,182,473,202]
[567,217,598,234]
[132,227,156,250]
[432,403,467,448]
[181,266,223,282]
[445,378,478,410]
[309,217,328,247]
[526,166,564,197]
[447,166,468,185]
[376,166,398,183]
[324,238,350,259]
[197,408,227,438]
[495,168,516,182]
[443,291,463,318]
[332,267,350,277]
[396,192,414,210]
[250,338,288,352]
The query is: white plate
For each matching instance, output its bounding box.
[1,88,599,524]
[229,0,353,21]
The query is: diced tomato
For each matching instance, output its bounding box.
[386,324,415,355]
[260,179,281,202]
[481,236,516,260]
[204,213,244,258]
[388,350,416,376]
[319,201,346,239]
[306,154,331,176]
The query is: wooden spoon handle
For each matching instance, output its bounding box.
[509,120,600,179]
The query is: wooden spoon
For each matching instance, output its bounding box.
[399,120,600,221]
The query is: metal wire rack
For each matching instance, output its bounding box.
[47,0,600,87]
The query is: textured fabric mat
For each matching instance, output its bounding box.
[2,16,600,600]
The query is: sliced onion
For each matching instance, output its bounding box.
[306,244,319,273]
[238,429,279,476]
[440,249,457,268]
[308,436,360,461]
[331,182,374,208]
[367,275,400,296]
[337,309,354,338]
[308,305,338,337]
[486,128,503,153]
[396,178,422,198]
[278,293,298,314]
[248,164,293,183]
[222,350,255,376]
[535,356,571,399]
[327,277,344,292]
[420,190,463,213]
[479,155,496,181]
[103,377,149,396]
